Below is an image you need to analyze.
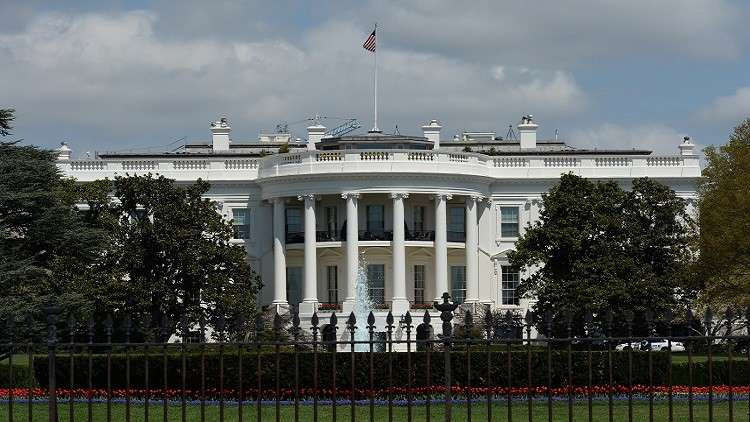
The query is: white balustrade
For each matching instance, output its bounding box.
[61,149,697,182]
[544,157,579,167]
[122,160,158,171]
[70,161,107,171]
[316,152,343,161]
[493,157,528,167]
[595,157,631,167]
[173,160,209,170]
[360,151,392,161]
[647,156,682,167]
[224,159,259,169]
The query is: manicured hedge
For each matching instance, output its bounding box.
[29,349,692,391]
[0,363,36,388]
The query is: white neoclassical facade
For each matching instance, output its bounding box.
[56,116,700,339]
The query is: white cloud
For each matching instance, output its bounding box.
[698,87,750,123]
[0,12,589,152]
[570,123,687,154]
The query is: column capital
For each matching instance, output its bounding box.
[341,192,360,200]
[297,194,319,202]
[389,192,410,200]
[432,193,453,201]
[466,194,486,203]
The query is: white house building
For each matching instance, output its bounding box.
[56,116,700,341]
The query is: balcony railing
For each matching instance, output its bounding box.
[447,230,466,242]
[358,229,392,241]
[289,229,450,243]
[286,231,304,244]
[316,230,342,242]
[406,230,435,241]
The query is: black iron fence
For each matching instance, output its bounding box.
[2,294,750,422]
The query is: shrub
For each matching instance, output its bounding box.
[32,350,684,392]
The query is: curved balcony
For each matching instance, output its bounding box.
[286,229,443,244]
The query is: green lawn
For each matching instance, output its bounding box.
[1,401,747,421]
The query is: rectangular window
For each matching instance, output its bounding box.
[366,205,385,234]
[501,266,521,305]
[286,208,303,235]
[448,206,465,242]
[325,206,338,239]
[451,265,466,304]
[286,267,303,305]
[500,206,520,238]
[367,264,385,304]
[413,206,425,232]
[327,266,338,303]
[232,208,250,239]
[414,265,425,303]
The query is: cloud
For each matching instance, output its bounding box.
[570,123,687,154]
[366,0,746,65]
[698,87,750,123]
[0,12,589,152]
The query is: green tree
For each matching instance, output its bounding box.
[0,108,14,137]
[696,118,750,314]
[0,142,105,337]
[79,174,261,341]
[508,174,694,336]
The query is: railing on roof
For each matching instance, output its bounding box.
[59,150,698,182]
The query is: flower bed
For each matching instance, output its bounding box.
[3,385,750,404]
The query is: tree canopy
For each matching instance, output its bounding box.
[697,118,750,310]
[77,174,261,340]
[0,141,105,336]
[508,174,694,335]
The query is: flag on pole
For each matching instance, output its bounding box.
[363,28,376,52]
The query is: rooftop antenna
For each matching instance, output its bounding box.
[393,124,400,135]
[275,121,289,133]
[505,124,518,142]
[555,128,559,141]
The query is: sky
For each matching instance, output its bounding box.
[1,0,749,157]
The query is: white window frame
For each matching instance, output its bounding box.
[500,265,521,306]
[231,207,251,240]
[450,265,466,304]
[499,206,520,239]
[367,264,386,304]
[326,265,338,304]
[413,264,426,304]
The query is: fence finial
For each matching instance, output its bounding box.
[347,312,357,333]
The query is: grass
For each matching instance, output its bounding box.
[1,400,748,421]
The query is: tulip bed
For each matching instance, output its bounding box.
[2,384,750,402]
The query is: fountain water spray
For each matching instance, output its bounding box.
[352,251,375,351]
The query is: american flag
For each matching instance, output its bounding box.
[363,28,376,52]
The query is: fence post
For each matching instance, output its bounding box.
[44,306,61,422]
[435,292,459,422]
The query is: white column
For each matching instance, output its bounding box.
[342,193,359,314]
[272,197,288,307]
[464,195,480,303]
[299,194,318,314]
[433,193,451,301]
[391,192,410,315]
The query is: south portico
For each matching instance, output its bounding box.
[264,188,491,320]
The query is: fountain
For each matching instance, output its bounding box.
[351,252,375,351]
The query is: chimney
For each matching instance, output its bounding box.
[210,117,231,151]
[56,141,72,161]
[421,119,442,149]
[306,123,326,151]
[518,115,538,149]
[679,136,695,156]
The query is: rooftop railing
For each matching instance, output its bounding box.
[58,149,699,182]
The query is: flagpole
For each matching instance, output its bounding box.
[372,23,379,132]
